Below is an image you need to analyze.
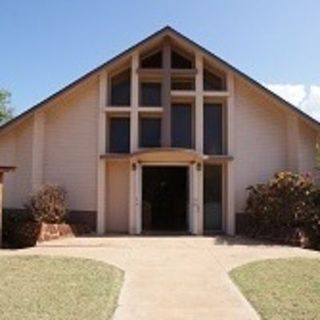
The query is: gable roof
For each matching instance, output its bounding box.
[1,26,319,132]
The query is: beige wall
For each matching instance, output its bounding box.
[0,80,99,211]
[234,78,288,212]
[298,120,317,173]
[0,130,16,207]
[105,161,130,232]
[44,80,98,211]
[0,119,33,208]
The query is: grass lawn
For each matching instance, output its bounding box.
[230,258,320,320]
[0,255,123,320]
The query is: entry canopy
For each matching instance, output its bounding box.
[101,148,233,164]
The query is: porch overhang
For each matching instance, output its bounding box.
[100,148,234,164]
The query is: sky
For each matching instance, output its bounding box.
[1,0,320,120]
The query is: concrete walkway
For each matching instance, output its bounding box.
[2,236,319,319]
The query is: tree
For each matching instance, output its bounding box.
[0,89,13,125]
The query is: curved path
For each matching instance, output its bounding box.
[2,236,319,319]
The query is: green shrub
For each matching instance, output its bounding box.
[246,171,320,248]
[26,184,68,224]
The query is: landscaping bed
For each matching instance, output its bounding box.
[230,258,320,320]
[245,172,320,250]
[0,255,123,320]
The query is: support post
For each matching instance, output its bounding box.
[97,70,107,234]
[130,52,139,152]
[195,52,204,153]
[161,39,171,147]
[226,72,235,235]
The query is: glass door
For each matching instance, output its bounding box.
[203,164,223,231]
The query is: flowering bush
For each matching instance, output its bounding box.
[246,172,320,248]
[26,184,68,224]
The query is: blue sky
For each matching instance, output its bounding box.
[1,0,320,119]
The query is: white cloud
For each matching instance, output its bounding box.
[265,83,320,121]
[300,86,320,121]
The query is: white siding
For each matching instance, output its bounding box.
[298,120,317,174]
[0,119,33,207]
[44,81,99,211]
[234,78,288,212]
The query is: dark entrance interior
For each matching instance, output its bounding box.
[142,166,188,232]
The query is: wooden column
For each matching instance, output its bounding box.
[130,52,139,152]
[194,53,204,235]
[161,39,171,147]
[96,70,107,234]
[195,52,204,153]
[129,53,140,234]
[226,72,235,235]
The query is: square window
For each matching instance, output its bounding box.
[139,117,161,148]
[140,82,162,106]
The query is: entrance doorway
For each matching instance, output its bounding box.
[142,166,189,232]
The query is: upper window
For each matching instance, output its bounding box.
[110,69,131,106]
[203,103,223,154]
[109,117,130,153]
[141,51,162,68]
[171,104,193,148]
[171,77,195,90]
[203,69,225,91]
[139,117,161,148]
[171,50,193,69]
[140,82,162,106]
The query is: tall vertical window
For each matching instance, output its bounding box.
[140,82,162,106]
[171,104,193,148]
[110,69,131,106]
[203,103,223,154]
[139,117,161,148]
[204,165,222,231]
[109,117,130,153]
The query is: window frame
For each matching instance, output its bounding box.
[171,102,194,149]
[139,81,162,107]
[139,115,162,148]
[108,115,131,153]
[203,101,225,155]
[109,68,131,106]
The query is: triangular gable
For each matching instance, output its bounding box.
[1,26,319,132]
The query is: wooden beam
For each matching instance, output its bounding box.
[161,40,171,147]
[96,70,107,234]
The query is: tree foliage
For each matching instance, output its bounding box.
[0,89,13,125]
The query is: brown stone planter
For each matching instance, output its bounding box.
[37,223,92,242]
